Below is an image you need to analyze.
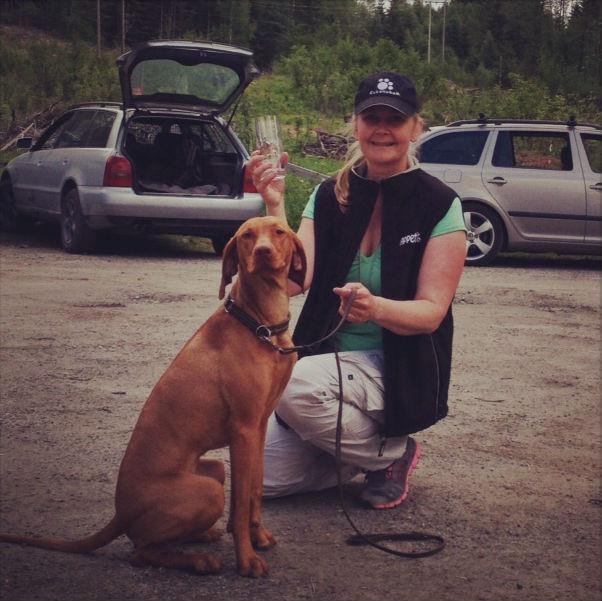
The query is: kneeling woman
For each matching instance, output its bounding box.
[248,71,466,509]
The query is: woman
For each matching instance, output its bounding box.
[248,71,466,509]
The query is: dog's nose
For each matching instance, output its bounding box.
[254,243,273,257]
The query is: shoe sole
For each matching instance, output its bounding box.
[371,440,422,510]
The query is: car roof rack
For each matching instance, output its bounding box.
[67,101,123,110]
[447,114,601,130]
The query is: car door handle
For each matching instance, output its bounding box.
[486,177,508,185]
[589,183,602,191]
[62,159,69,165]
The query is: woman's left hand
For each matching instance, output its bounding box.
[333,283,377,323]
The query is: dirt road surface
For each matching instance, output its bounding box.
[1,226,600,601]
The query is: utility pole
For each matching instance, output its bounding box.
[441,2,447,65]
[427,1,432,64]
[121,0,126,52]
[228,0,233,43]
[96,0,101,57]
[160,0,163,38]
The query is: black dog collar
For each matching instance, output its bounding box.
[224,296,290,339]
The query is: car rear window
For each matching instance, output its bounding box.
[580,133,601,174]
[419,131,489,165]
[130,61,241,106]
[492,131,572,171]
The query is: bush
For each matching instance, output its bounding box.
[0,32,120,134]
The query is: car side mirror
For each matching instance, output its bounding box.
[16,137,33,150]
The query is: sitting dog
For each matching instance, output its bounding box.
[0,216,306,578]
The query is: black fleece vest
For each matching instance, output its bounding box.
[293,167,457,437]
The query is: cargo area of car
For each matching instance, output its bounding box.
[123,117,242,196]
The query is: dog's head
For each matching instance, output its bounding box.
[218,217,307,299]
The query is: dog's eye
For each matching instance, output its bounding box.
[241,231,253,238]
[275,228,285,236]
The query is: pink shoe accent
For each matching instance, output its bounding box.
[372,440,422,510]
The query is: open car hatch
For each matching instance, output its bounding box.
[117,40,259,115]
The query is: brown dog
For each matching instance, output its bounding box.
[0,216,306,578]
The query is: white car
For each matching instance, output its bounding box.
[418,117,601,265]
[0,40,263,254]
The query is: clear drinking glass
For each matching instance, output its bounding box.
[254,115,285,179]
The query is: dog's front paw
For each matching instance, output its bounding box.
[238,552,268,578]
[251,524,277,550]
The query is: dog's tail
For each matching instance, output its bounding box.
[0,515,124,554]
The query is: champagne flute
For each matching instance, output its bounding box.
[254,115,285,180]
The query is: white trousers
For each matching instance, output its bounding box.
[263,350,408,498]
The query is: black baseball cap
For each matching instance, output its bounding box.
[354,71,420,116]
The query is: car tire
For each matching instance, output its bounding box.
[211,233,233,256]
[0,177,30,232]
[60,188,97,253]
[462,202,505,267]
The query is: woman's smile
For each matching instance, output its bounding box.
[370,140,396,146]
[355,105,421,179]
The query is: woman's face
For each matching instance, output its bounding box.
[355,106,421,176]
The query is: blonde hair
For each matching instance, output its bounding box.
[334,113,424,207]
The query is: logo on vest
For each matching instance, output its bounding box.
[399,232,422,246]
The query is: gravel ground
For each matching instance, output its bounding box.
[0,225,600,601]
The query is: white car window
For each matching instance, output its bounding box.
[85,110,116,148]
[419,131,489,165]
[492,131,572,171]
[55,110,97,149]
[580,133,601,174]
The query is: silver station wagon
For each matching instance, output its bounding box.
[418,117,601,265]
[0,41,263,254]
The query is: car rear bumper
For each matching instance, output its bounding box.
[78,186,264,234]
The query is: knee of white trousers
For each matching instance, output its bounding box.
[263,413,321,498]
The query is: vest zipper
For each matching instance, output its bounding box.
[429,334,441,418]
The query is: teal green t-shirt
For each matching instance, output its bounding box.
[301,184,466,351]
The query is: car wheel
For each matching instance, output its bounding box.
[211,233,233,256]
[462,202,505,267]
[0,178,28,232]
[60,188,97,253]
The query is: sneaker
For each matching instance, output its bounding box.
[359,437,421,509]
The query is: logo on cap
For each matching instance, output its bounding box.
[377,78,394,91]
[370,77,401,97]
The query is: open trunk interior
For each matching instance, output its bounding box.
[124,117,242,196]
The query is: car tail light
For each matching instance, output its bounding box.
[103,155,133,187]
[242,164,258,193]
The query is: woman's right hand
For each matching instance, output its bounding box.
[246,151,289,215]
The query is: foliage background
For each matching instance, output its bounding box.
[1,0,600,132]
[0,0,600,226]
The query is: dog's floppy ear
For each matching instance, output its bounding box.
[218,236,239,299]
[288,232,307,291]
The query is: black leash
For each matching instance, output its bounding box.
[225,290,445,558]
[333,346,446,558]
